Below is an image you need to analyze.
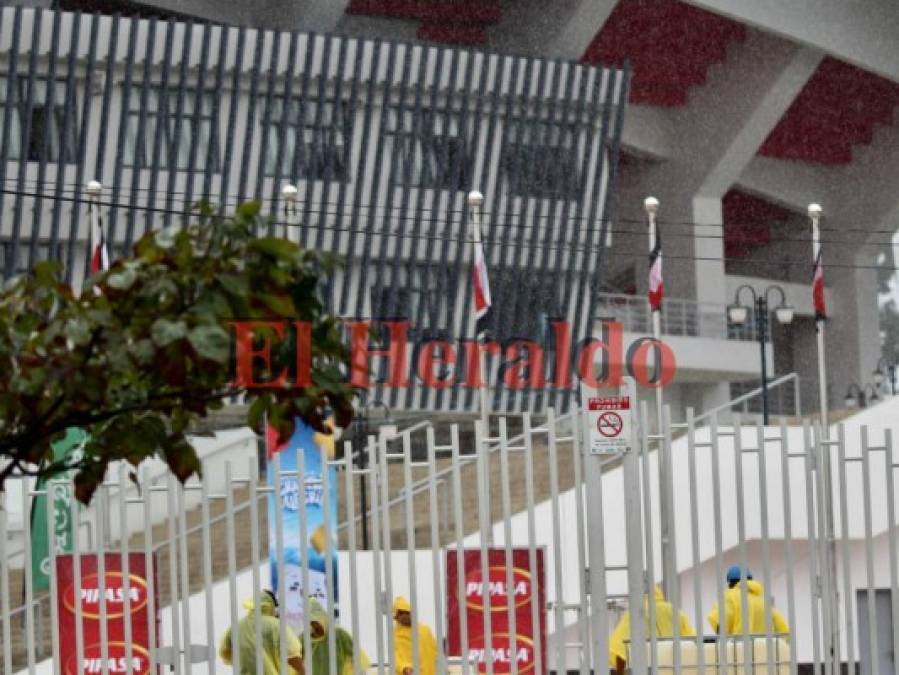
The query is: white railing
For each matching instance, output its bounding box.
[596,292,760,342]
[9,389,899,675]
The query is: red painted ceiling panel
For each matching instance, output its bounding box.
[759,56,899,165]
[722,189,793,258]
[582,0,746,107]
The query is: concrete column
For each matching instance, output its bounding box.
[692,196,726,305]
[823,244,881,403]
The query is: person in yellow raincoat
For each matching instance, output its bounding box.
[708,566,790,637]
[392,596,438,675]
[299,597,370,675]
[219,590,305,675]
[608,585,696,675]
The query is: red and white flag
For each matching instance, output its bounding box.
[813,248,826,321]
[472,237,493,335]
[648,227,663,312]
[89,206,109,274]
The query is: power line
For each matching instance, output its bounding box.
[2,179,897,251]
[4,175,898,239]
[0,185,896,272]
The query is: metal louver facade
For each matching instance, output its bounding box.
[0,7,629,414]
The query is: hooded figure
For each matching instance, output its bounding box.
[392,596,438,675]
[708,567,790,637]
[300,597,369,675]
[218,590,305,675]
[608,585,696,675]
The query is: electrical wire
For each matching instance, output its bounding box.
[0,184,896,272]
[2,175,895,239]
[2,178,897,251]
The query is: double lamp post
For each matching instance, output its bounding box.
[727,284,794,425]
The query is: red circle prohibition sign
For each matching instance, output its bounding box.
[597,411,623,438]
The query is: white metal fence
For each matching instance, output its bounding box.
[1,395,898,675]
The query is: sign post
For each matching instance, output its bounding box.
[581,376,645,675]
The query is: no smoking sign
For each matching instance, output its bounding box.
[585,395,632,455]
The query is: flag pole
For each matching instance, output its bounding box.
[86,180,103,279]
[809,203,828,431]
[810,201,839,671]
[468,190,490,434]
[282,183,298,241]
[645,195,671,597]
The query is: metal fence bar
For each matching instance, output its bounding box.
[75,476,87,675]
[273,452,288,675]
[546,409,567,675]
[756,419,776,674]
[426,426,448,675]
[164,473,181,675]
[225,461,241,674]
[116,467,133,675]
[803,422,823,675]
[499,417,519,675]
[343,442,363,675]
[638,401,658,675]
[571,402,591,675]
[475,418,495,675]
[21,478,36,675]
[297,447,312,675]
[813,424,835,675]
[450,424,471,675]
[686,408,706,675]
[861,426,881,675]
[0,488,11,675]
[885,429,899,675]
[709,413,730,675]
[321,443,338,675]
[779,418,799,675]
[249,456,264,675]
[379,434,397,675]
[367,436,385,675]
[200,461,217,674]
[731,415,753,675]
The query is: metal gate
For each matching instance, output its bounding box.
[1,390,897,675]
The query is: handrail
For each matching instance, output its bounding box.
[689,372,801,426]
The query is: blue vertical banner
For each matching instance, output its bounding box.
[266,419,339,631]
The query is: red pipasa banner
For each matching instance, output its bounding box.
[56,554,158,675]
[446,548,546,674]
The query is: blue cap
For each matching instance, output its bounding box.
[726,565,751,583]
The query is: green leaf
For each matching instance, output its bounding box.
[237,201,262,219]
[64,318,92,347]
[250,237,298,260]
[107,267,137,291]
[151,319,188,346]
[256,292,296,316]
[188,325,230,363]
[155,228,177,249]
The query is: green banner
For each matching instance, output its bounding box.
[30,428,88,592]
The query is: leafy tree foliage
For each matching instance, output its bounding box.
[0,202,352,503]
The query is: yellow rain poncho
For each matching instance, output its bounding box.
[708,579,790,637]
[608,586,697,668]
[301,597,370,675]
[219,593,303,675]
[392,596,438,675]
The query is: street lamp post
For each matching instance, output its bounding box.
[352,398,392,550]
[844,383,881,409]
[727,284,795,425]
[873,357,897,396]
